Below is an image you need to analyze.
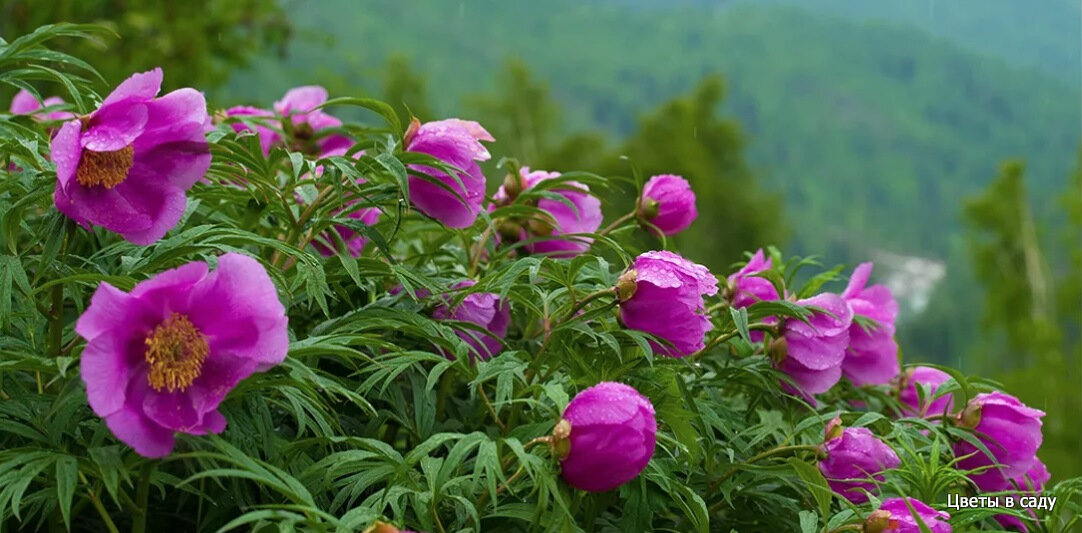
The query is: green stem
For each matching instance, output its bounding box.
[826,525,862,533]
[47,283,64,357]
[562,288,617,322]
[709,444,819,491]
[132,462,154,533]
[598,210,637,236]
[78,473,120,533]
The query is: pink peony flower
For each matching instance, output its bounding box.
[865,497,952,533]
[273,86,351,154]
[405,118,494,228]
[558,382,656,492]
[818,419,900,503]
[223,105,279,156]
[773,293,852,395]
[51,68,211,245]
[10,89,73,121]
[492,167,602,258]
[431,280,509,362]
[954,391,1045,492]
[841,262,900,386]
[618,250,719,357]
[75,253,289,457]
[897,366,954,418]
[639,174,697,236]
[726,249,780,309]
[309,147,381,258]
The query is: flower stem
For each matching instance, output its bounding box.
[478,384,506,432]
[709,444,819,491]
[598,210,637,236]
[132,462,154,533]
[79,473,120,533]
[562,287,617,322]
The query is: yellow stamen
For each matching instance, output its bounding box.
[76,145,134,189]
[144,313,209,393]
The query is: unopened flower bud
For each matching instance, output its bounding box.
[527,215,556,237]
[496,219,523,242]
[768,336,788,363]
[364,522,400,533]
[615,269,638,302]
[559,382,656,492]
[501,171,525,202]
[862,510,892,533]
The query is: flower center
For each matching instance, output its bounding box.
[76,145,134,189]
[144,313,209,393]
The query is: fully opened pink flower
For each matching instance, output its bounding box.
[51,68,211,245]
[773,293,852,395]
[274,86,351,154]
[618,250,719,357]
[639,174,697,236]
[309,147,381,258]
[818,419,900,503]
[405,118,494,228]
[10,89,72,121]
[954,391,1044,492]
[558,382,656,492]
[431,280,509,361]
[76,253,288,457]
[865,497,951,533]
[493,167,602,257]
[841,262,900,386]
[223,105,279,156]
[897,366,954,418]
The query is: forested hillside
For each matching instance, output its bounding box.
[221,0,1081,364]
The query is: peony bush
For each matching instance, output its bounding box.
[0,25,1080,533]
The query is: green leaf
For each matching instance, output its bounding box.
[55,456,77,530]
[788,457,832,524]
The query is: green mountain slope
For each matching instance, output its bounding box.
[222,0,1080,362]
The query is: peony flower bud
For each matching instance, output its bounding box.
[405,118,494,228]
[954,391,1045,491]
[638,174,697,236]
[558,382,656,492]
[897,366,954,418]
[775,293,852,395]
[865,498,951,533]
[818,421,900,503]
[618,251,718,357]
[840,263,900,386]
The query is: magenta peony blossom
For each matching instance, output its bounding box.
[431,280,509,361]
[954,391,1045,491]
[726,249,780,309]
[993,458,1050,532]
[10,89,72,121]
[618,250,719,357]
[558,382,656,492]
[405,118,494,228]
[223,105,279,156]
[865,497,952,533]
[639,174,697,236]
[51,68,211,245]
[898,366,954,418]
[75,253,289,457]
[492,167,602,257]
[840,262,900,386]
[818,420,901,503]
[773,293,852,395]
[273,86,351,154]
[309,147,381,258]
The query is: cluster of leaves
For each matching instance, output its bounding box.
[1,24,1081,533]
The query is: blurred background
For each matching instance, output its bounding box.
[3,0,1079,477]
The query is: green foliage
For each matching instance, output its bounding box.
[963,160,1082,479]
[0,0,290,88]
[1,23,1080,533]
